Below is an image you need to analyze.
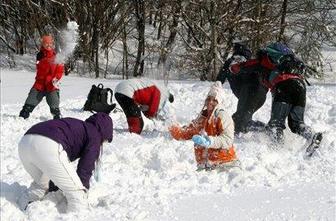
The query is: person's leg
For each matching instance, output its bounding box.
[288,106,313,140]
[27,135,87,212]
[266,81,295,142]
[267,101,292,142]
[232,86,254,133]
[246,85,268,131]
[287,79,314,140]
[46,90,61,119]
[233,84,267,133]
[17,135,49,210]
[19,88,44,119]
[115,92,144,134]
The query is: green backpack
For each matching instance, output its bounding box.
[265,42,305,81]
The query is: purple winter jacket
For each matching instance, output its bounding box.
[25,113,113,189]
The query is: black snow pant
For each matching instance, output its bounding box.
[115,92,144,134]
[267,79,313,142]
[232,84,268,133]
[19,88,61,119]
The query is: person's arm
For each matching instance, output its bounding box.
[54,64,64,80]
[169,115,206,140]
[230,59,261,75]
[216,58,233,84]
[208,110,234,149]
[76,141,100,189]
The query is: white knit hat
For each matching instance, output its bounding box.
[207,81,225,104]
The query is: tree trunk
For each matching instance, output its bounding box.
[134,0,145,77]
[158,0,181,66]
[207,0,218,81]
[157,9,163,40]
[122,23,129,79]
[278,0,288,42]
[92,22,100,78]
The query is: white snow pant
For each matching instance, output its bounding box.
[18,134,88,212]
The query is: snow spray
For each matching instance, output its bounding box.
[55,21,79,63]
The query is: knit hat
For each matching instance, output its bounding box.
[207,81,225,105]
[41,35,54,45]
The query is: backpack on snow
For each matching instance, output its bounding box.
[83,83,116,114]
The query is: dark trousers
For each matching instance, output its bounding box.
[232,84,268,133]
[21,88,60,117]
[268,79,313,141]
[115,92,144,134]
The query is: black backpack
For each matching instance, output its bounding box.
[83,83,116,114]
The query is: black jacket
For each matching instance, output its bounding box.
[216,57,264,98]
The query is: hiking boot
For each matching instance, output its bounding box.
[306,132,323,157]
[51,108,61,120]
[19,105,34,119]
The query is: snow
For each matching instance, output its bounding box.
[55,21,79,64]
[1,69,335,221]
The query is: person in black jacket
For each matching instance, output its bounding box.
[229,43,323,153]
[217,42,268,134]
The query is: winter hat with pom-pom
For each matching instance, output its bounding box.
[207,81,225,105]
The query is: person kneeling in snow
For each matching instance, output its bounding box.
[19,35,64,120]
[169,81,239,171]
[114,78,174,134]
[17,113,113,212]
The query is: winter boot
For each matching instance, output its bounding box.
[266,126,285,144]
[51,108,61,120]
[19,105,34,119]
[17,182,47,211]
[267,102,291,144]
[306,132,323,157]
[65,190,89,213]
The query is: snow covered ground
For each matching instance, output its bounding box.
[1,69,335,221]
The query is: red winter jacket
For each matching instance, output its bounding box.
[230,54,302,90]
[133,85,161,118]
[33,47,64,92]
[115,79,170,118]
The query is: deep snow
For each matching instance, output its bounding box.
[1,69,335,221]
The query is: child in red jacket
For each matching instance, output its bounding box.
[19,35,64,119]
[114,79,174,134]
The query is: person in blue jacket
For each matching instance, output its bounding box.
[17,113,113,212]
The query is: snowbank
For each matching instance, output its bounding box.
[1,69,335,221]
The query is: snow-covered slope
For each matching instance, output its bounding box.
[1,69,335,221]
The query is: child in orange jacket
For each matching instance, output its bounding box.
[169,81,240,171]
[19,35,64,119]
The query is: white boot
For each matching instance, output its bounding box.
[17,182,47,211]
[65,190,89,213]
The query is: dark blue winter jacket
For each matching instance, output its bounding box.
[25,113,113,189]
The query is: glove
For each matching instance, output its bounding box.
[231,55,247,64]
[192,135,211,147]
[229,63,240,74]
[52,78,60,89]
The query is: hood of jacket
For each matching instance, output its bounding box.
[85,113,113,142]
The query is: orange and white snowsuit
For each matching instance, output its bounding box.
[170,105,237,167]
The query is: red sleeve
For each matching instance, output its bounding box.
[238,59,260,74]
[146,87,161,118]
[230,59,260,75]
[54,64,64,80]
